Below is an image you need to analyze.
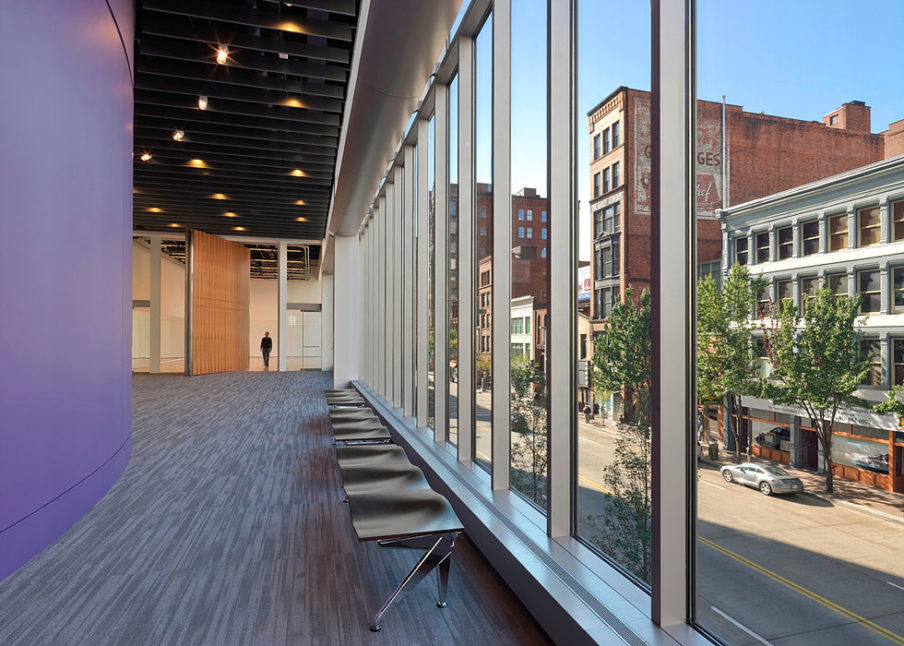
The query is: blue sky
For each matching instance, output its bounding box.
[471,1,904,259]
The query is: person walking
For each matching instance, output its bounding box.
[260,331,273,369]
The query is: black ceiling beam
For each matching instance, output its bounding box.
[133,194,329,211]
[134,166,333,188]
[134,131,336,158]
[134,105,338,137]
[136,118,337,149]
[132,218,324,236]
[133,172,331,192]
[138,37,348,85]
[136,146,336,174]
[135,73,343,114]
[257,0,356,16]
[133,180,331,201]
[135,89,340,127]
[138,14,350,64]
[142,0,354,41]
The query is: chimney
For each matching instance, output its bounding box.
[824,101,871,134]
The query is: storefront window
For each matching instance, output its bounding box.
[832,435,889,474]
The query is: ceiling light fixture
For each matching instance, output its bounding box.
[290,169,305,177]
[295,217,308,222]
[172,129,184,141]
[223,212,238,218]
[188,159,207,168]
[140,152,152,162]
[198,95,208,110]
[211,193,228,200]
[294,199,306,205]
[278,52,288,59]
[147,207,163,213]
[216,47,229,64]
[168,223,181,228]
[233,226,247,232]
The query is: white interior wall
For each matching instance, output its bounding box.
[249,277,323,361]
[249,278,279,358]
[131,240,185,359]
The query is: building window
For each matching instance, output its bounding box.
[755,231,770,264]
[858,269,881,314]
[480,226,487,236]
[526,227,533,239]
[527,209,533,221]
[518,208,525,221]
[858,206,881,247]
[828,213,848,251]
[776,279,793,313]
[612,161,620,189]
[518,226,525,239]
[541,210,547,222]
[601,248,612,278]
[827,273,847,298]
[893,201,904,241]
[480,207,487,218]
[894,267,904,312]
[777,226,793,260]
[829,114,839,125]
[541,247,546,258]
[612,121,620,148]
[593,172,601,197]
[602,128,610,154]
[755,285,770,318]
[603,167,610,193]
[802,220,819,256]
[735,237,748,265]
[799,276,818,315]
[580,333,588,360]
[450,201,457,216]
[541,227,547,240]
[593,133,601,160]
[894,340,904,386]
[860,339,882,386]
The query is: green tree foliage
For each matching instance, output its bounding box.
[589,286,652,582]
[696,265,764,462]
[762,288,870,493]
[509,355,547,506]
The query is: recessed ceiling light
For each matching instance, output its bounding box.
[295,217,308,222]
[211,193,228,200]
[233,226,247,231]
[147,207,163,213]
[290,169,305,177]
[294,199,306,205]
[188,159,207,168]
[283,97,305,108]
[172,130,184,141]
[223,212,238,218]
[216,47,229,65]
[140,152,152,162]
[198,95,208,110]
[168,223,181,228]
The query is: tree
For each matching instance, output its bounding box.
[509,354,547,506]
[696,265,764,462]
[589,286,652,582]
[762,288,871,493]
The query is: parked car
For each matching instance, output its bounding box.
[720,462,803,496]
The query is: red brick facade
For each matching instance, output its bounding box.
[588,87,891,331]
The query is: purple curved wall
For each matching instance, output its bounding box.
[0,0,134,581]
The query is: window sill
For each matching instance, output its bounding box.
[355,381,713,646]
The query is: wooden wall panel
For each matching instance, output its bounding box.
[190,229,250,374]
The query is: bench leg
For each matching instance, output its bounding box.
[370,534,456,631]
[436,551,451,608]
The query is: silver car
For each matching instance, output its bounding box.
[720,462,804,496]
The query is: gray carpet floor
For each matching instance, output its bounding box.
[0,371,549,646]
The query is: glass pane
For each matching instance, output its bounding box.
[427,115,436,429]
[474,13,493,471]
[697,1,903,642]
[575,0,653,585]
[449,74,459,446]
[510,0,549,510]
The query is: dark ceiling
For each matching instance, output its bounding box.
[131,0,358,240]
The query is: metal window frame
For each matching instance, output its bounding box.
[492,0,511,491]
[417,117,430,428]
[404,144,417,418]
[393,164,404,409]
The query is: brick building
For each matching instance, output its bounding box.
[474,185,550,369]
[587,86,892,333]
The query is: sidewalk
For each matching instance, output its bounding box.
[700,453,904,524]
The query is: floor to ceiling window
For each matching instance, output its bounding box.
[694,1,904,643]
[474,12,493,471]
[449,74,460,447]
[427,115,437,430]
[573,0,653,585]
[509,0,549,509]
